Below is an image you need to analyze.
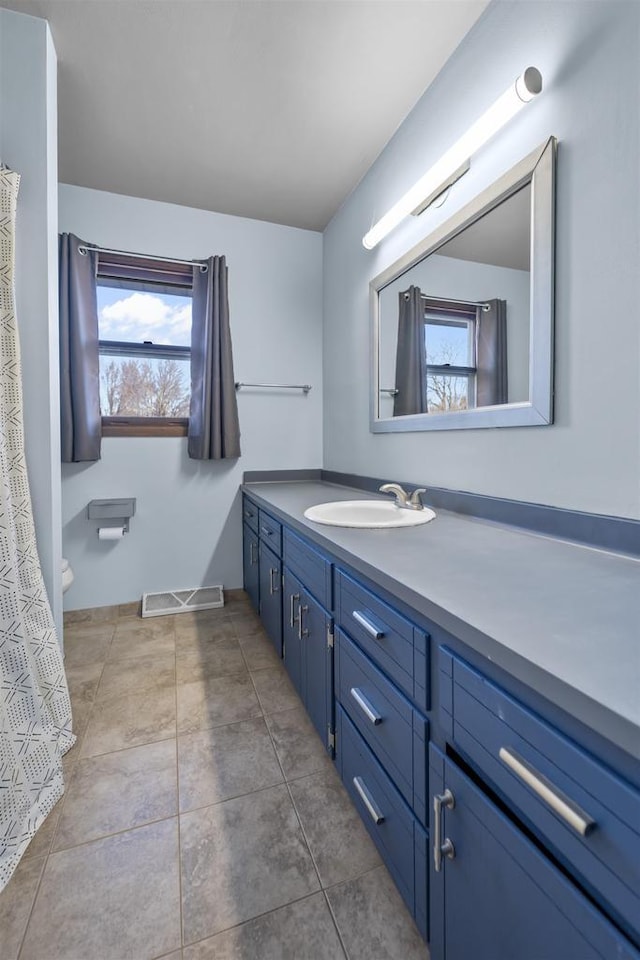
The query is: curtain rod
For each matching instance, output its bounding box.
[77,244,208,270]
[403,291,491,313]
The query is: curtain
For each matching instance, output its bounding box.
[477,298,508,406]
[0,168,75,891]
[188,255,241,460]
[393,285,428,416]
[59,233,101,462]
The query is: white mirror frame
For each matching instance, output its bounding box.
[370,136,556,433]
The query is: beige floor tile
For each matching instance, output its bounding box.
[22,795,64,861]
[0,855,45,960]
[228,608,263,638]
[183,892,345,960]
[54,739,178,850]
[97,652,176,700]
[180,784,319,945]
[175,615,236,644]
[176,636,246,685]
[326,865,427,960]
[266,705,333,781]
[68,697,94,751]
[81,685,176,756]
[290,765,381,888]
[237,631,280,671]
[21,819,181,960]
[177,672,261,736]
[63,624,113,667]
[178,717,282,812]
[64,660,104,706]
[251,665,301,715]
[109,618,176,660]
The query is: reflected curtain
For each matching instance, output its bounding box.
[476,298,508,406]
[0,168,75,891]
[393,285,428,416]
[59,233,101,462]
[188,255,241,460]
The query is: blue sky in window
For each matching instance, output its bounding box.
[97,286,192,347]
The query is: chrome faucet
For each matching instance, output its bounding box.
[379,483,427,511]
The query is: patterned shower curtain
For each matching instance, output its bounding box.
[0,167,74,890]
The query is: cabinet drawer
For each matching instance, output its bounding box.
[337,706,428,940]
[449,654,640,943]
[242,495,259,534]
[336,570,428,711]
[258,509,282,556]
[336,629,427,823]
[284,528,332,610]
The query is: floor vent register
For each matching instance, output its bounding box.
[141,585,224,618]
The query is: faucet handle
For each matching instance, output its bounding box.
[379,483,409,506]
[409,488,427,507]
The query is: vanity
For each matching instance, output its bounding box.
[241,478,640,960]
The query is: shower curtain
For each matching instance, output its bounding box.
[0,167,74,890]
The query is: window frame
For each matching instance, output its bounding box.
[96,252,193,438]
[423,302,478,414]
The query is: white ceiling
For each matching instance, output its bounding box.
[1,0,489,230]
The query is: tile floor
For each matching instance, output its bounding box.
[0,596,428,960]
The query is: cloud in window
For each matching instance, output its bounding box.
[100,292,192,346]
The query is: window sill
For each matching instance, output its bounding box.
[102,417,188,438]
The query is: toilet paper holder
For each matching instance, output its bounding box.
[88,498,136,534]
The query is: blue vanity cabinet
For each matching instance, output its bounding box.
[429,744,640,960]
[242,521,260,612]
[282,567,335,753]
[258,540,282,656]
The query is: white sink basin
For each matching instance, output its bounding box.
[303,500,436,529]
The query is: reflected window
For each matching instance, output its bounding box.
[424,304,477,413]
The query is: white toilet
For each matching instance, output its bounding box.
[62,558,74,594]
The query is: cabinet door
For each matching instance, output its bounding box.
[429,745,639,960]
[259,541,282,656]
[300,590,333,752]
[242,523,260,612]
[282,569,304,700]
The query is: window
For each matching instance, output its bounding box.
[424,302,477,413]
[97,252,193,437]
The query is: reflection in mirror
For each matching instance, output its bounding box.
[379,184,530,418]
[371,137,555,432]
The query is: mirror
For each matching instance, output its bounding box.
[371,138,556,432]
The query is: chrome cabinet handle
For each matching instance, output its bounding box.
[298,604,309,640]
[261,525,273,536]
[249,542,257,564]
[352,610,385,640]
[353,776,385,825]
[289,593,300,628]
[269,568,279,595]
[499,748,596,837]
[350,687,382,725]
[244,509,254,519]
[433,788,455,872]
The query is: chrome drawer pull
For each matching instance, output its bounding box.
[289,593,300,628]
[244,509,254,519]
[352,610,385,639]
[350,687,382,725]
[433,788,455,872]
[269,568,279,595]
[353,776,385,825]
[499,748,596,837]
[261,525,273,536]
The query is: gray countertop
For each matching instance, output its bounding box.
[243,481,640,763]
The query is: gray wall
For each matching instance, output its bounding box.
[323,0,640,519]
[0,9,63,638]
[59,185,323,610]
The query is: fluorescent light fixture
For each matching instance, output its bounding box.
[362,67,543,250]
